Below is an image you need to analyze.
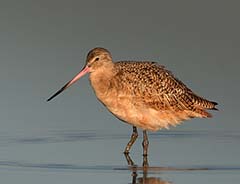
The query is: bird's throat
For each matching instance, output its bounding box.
[89,64,115,98]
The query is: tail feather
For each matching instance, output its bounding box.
[190,94,218,118]
[192,95,218,110]
[210,101,218,110]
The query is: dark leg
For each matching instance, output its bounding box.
[124,151,135,166]
[142,130,149,167]
[124,126,138,154]
[142,154,149,167]
[142,130,149,156]
[123,152,138,184]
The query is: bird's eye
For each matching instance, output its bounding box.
[95,57,99,61]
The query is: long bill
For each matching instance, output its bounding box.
[47,65,90,102]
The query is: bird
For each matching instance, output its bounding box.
[47,47,218,161]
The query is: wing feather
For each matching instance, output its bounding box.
[114,61,217,118]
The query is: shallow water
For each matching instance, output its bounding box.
[0,130,239,184]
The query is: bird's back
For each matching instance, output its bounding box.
[110,61,217,130]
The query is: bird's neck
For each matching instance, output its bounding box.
[89,63,115,99]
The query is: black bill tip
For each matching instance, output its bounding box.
[46,83,69,102]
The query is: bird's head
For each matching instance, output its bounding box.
[47,47,112,101]
[86,47,113,72]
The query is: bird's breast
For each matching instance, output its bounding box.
[89,71,136,123]
[89,73,158,131]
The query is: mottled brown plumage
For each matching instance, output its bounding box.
[88,48,217,131]
[47,47,218,159]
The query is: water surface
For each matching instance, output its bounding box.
[0,130,239,183]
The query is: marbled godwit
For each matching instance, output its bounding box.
[47,47,218,158]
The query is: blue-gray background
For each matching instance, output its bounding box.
[1,0,240,184]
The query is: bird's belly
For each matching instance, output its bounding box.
[99,95,184,131]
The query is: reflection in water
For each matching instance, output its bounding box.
[124,154,171,184]
[137,178,170,184]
